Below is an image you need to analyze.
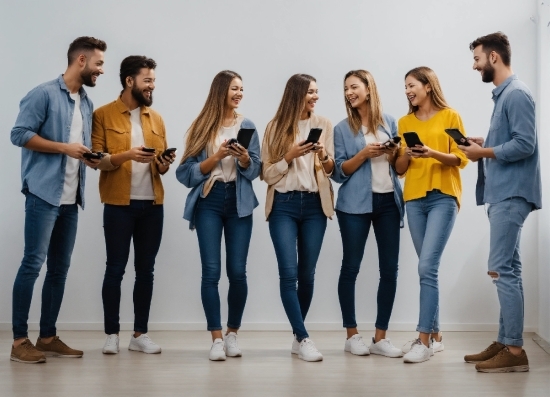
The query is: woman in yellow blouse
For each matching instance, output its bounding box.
[395,66,468,364]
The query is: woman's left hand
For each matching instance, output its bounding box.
[310,142,326,159]
[407,144,433,159]
[228,142,251,166]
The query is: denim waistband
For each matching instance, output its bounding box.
[213,181,236,188]
[274,190,319,196]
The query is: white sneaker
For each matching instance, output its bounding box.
[209,338,226,361]
[369,337,403,358]
[344,334,370,356]
[431,337,444,354]
[291,336,300,355]
[224,332,242,357]
[403,339,432,363]
[128,334,161,354]
[102,334,119,354]
[298,338,323,362]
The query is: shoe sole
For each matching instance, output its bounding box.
[226,352,242,357]
[128,346,161,354]
[102,349,119,354]
[370,350,403,358]
[465,359,483,363]
[404,356,431,363]
[41,352,82,358]
[298,354,323,362]
[209,355,227,361]
[10,356,46,364]
[476,365,529,373]
[344,348,370,356]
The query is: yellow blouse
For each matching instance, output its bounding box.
[397,108,468,207]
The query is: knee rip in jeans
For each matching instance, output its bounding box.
[488,271,499,283]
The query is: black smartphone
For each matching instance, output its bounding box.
[382,136,402,148]
[236,128,255,149]
[301,128,323,148]
[445,128,470,146]
[158,147,177,161]
[142,147,156,153]
[226,138,238,146]
[83,152,103,160]
[403,132,424,151]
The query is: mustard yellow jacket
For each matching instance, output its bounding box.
[92,97,168,205]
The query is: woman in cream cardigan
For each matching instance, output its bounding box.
[261,73,334,362]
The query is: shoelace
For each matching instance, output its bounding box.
[302,339,319,353]
[401,339,419,353]
[226,336,238,349]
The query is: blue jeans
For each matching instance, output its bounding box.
[102,201,163,335]
[487,197,532,347]
[406,190,457,334]
[336,192,401,330]
[268,191,327,341]
[12,193,78,339]
[195,182,252,331]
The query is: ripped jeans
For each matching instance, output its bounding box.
[487,197,533,347]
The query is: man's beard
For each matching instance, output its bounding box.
[481,62,495,83]
[81,65,97,87]
[132,85,153,107]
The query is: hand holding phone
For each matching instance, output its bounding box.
[382,136,402,149]
[403,132,424,153]
[83,152,104,160]
[158,148,177,163]
[142,147,156,153]
[444,129,470,146]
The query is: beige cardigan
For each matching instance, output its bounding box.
[261,113,335,220]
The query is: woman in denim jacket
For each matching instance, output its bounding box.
[332,70,405,359]
[176,70,261,361]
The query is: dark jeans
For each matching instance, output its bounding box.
[102,200,163,335]
[268,191,327,341]
[12,193,78,339]
[336,192,400,330]
[195,181,252,331]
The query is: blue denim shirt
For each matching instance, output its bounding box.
[176,118,261,229]
[476,75,542,210]
[10,75,93,208]
[331,113,405,227]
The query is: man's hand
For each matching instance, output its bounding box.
[83,158,101,168]
[62,143,90,160]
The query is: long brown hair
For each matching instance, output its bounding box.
[405,66,449,114]
[263,74,315,163]
[181,70,242,163]
[344,70,385,135]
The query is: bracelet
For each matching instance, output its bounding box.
[320,155,330,164]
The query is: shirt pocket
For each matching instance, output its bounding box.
[148,128,165,150]
[104,127,129,153]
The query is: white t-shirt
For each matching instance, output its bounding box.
[60,93,83,205]
[211,125,238,183]
[274,118,318,193]
[130,108,155,200]
[362,126,394,193]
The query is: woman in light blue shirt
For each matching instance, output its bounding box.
[332,70,404,358]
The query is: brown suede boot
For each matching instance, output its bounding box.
[475,347,529,373]
[36,336,83,358]
[10,339,46,364]
[464,341,505,363]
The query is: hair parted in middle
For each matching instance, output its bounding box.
[405,66,449,114]
[263,73,316,163]
[181,70,242,163]
[344,70,386,135]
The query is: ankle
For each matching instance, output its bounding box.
[507,345,523,356]
[13,338,26,348]
[40,336,54,344]
[346,328,359,339]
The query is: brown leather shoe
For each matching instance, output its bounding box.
[10,339,46,364]
[36,336,83,358]
[475,347,529,373]
[464,341,505,363]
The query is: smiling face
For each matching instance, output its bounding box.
[302,81,319,115]
[130,68,155,107]
[225,77,243,110]
[80,49,104,87]
[405,75,431,108]
[344,75,369,109]
[472,45,495,83]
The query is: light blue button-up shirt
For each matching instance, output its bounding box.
[476,75,542,210]
[11,75,93,208]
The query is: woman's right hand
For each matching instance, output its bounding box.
[128,146,155,163]
[284,140,314,164]
[362,143,384,159]
[213,140,233,161]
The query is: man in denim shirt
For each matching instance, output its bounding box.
[9,36,107,363]
[460,32,542,373]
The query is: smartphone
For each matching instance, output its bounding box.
[158,147,177,161]
[445,128,470,146]
[142,147,156,153]
[301,128,323,149]
[382,136,402,148]
[403,132,424,151]
[236,128,255,149]
[83,152,103,160]
[226,138,238,146]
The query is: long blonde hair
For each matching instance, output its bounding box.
[181,70,241,163]
[263,74,315,163]
[344,70,385,134]
[405,66,449,114]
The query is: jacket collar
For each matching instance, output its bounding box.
[115,95,150,115]
[57,74,88,99]
[492,74,517,99]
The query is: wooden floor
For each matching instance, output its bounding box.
[1,331,549,396]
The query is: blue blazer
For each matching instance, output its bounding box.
[176,118,261,229]
[331,113,405,227]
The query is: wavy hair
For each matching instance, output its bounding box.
[344,70,385,135]
[405,66,449,114]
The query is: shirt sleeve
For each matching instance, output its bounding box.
[10,87,48,147]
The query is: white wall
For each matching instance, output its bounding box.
[0,0,540,333]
